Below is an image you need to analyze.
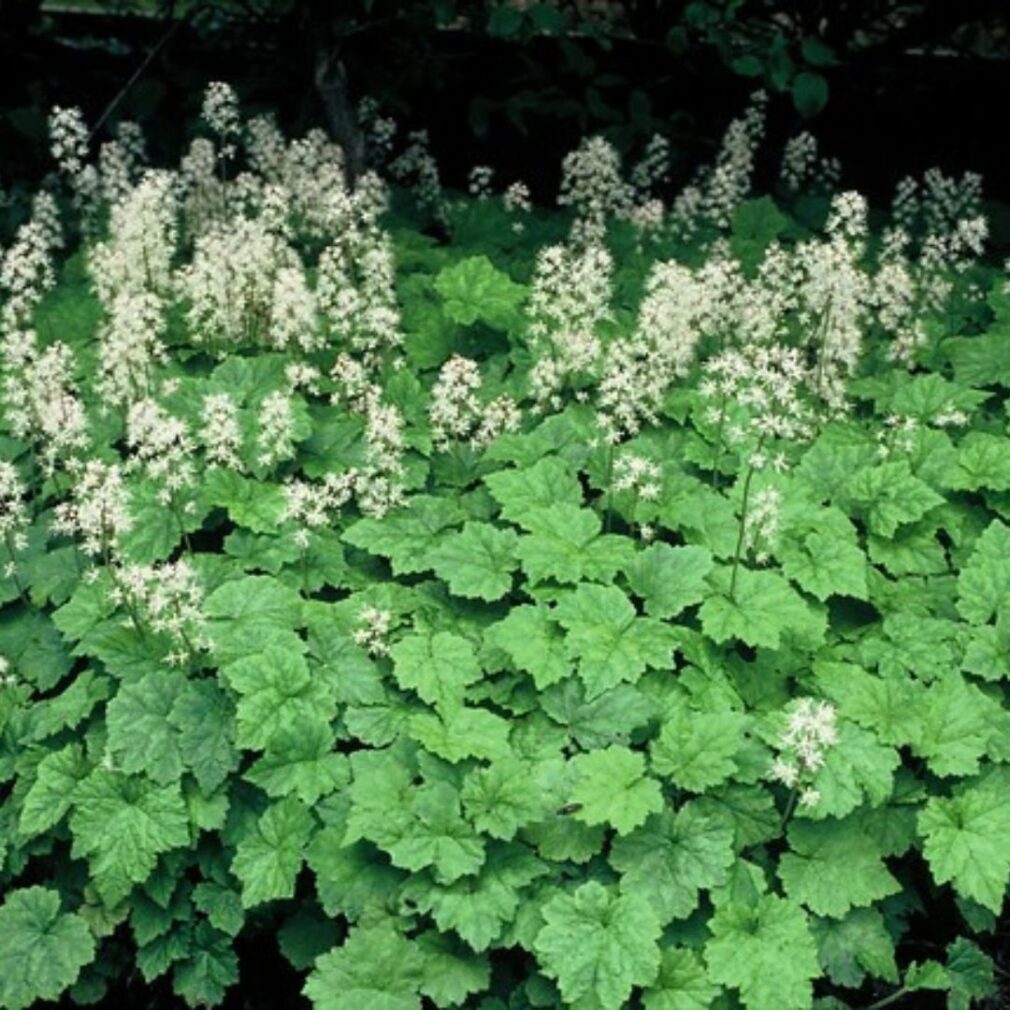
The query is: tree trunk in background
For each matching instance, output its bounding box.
[303,1,366,188]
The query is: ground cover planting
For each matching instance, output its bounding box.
[0,83,1009,1009]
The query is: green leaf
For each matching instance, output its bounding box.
[343,495,463,576]
[304,925,423,1010]
[416,930,491,1006]
[610,805,735,924]
[484,605,572,689]
[650,705,749,792]
[915,673,1001,777]
[222,647,334,750]
[427,521,519,601]
[434,255,525,329]
[168,679,239,793]
[408,705,512,763]
[385,781,486,884]
[778,814,901,917]
[554,583,677,699]
[810,908,898,988]
[957,519,1010,624]
[390,630,482,713]
[792,71,829,117]
[806,722,899,820]
[232,797,315,908]
[402,840,547,951]
[0,887,96,1010]
[204,575,304,662]
[484,456,583,527]
[848,461,944,537]
[192,883,245,936]
[919,768,1010,913]
[106,670,187,785]
[779,530,868,601]
[951,432,1010,491]
[568,745,664,835]
[642,947,721,1010]
[245,723,349,804]
[461,758,547,840]
[624,543,713,619]
[704,894,819,1010]
[516,504,634,585]
[70,771,190,905]
[0,607,73,690]
[534,881,662,1010]
[172,922,239,1007]
[800,37,838,66]
[201,468,288,533]
[19,742,89,838]
[699,567,825,650]
[946,331,1010,388]
[946,937,996,1010]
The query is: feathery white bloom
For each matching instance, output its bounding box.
[48,106,89,177]
[97,289,167,405]
[115,559,207,650]
[256,391,298,468]
[52,459,133,556]
[201,81,241,160]
[125,398,196,502]
[201,392,243,469]
[352,605,394,656]
[90,170,178,301]
[0,462,29,574]
[469,165,494,199]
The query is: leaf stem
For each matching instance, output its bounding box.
[3,531,30,607]
[710,389,729,490]
[861,986,909,1010]
[603,441,615,534]
[728,434,766,602]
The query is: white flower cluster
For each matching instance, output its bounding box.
[0,461,29,576]
[770,697,839,808]
[96,290,167,406]
[390,129,444,221]
[596,259,714,441]
[527,241,613,408]
[779,132,840,194]
[742,485,782,564]
[281,472,358,548]
[98,121,148,207]
[2,340,89,475]
[358,97,397,166]
[52,460,133,557]
[672,91,767,234]
[201,81,241,160]
[630,133,671,199]
[795,191,872,412]
[90,170,177,301]
[469,165,494,199]
[429,355,521,450]
[701,342,814,450]
[114,559,208,656]
[178,216,302,351]
[201,393,244,469]
[504,181,533,233]
[125,398,196,505]
[49,106,89,178]
[319,232,401,367]
[352,605,394,657]
[256,391,299,469]
[612,454,661,501]
[559,135,633,242]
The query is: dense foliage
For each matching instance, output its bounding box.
[1,85,1009,1009]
